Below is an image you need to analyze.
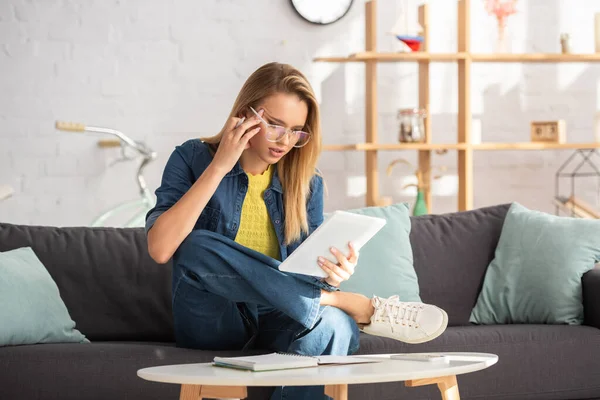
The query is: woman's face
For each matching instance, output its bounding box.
[244,92,308,165]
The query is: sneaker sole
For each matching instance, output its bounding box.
[361,306,449,345]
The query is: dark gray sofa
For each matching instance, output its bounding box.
[1,203,600,400]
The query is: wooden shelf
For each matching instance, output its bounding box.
[324,143,466,151]
[315,52,600,64]
[324,142,600,152]
[358,143,466,150]
[471,53,600,63]
[314,51,467,63]
[322,144,360,151]
[472,142,600,150]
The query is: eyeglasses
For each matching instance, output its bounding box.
[249,107,311,148]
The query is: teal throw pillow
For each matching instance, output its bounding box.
[0,247,88,346]
[470,202,600,325]
[336,202,421,302]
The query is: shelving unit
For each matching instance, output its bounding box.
[317,0,600,212]
[325,142,600,152]
[314,52,467,62]
[472,143,600,151]
[471,53,600,62]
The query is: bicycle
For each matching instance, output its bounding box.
[55,121,158,228]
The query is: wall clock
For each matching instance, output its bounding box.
[290,0,354,25]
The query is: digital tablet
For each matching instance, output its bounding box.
[279,210,387,278]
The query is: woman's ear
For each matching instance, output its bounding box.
[238,107,251,119]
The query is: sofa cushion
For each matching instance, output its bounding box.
[355,325,600,400]
[470,202,600,325]
[2,327,599,400]
[409,204,510,326]
[0,247,88,346]
[339,202,421,302]
[0,223,174,342]
[0,342,273,400]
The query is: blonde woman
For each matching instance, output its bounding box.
[146,62,447,400]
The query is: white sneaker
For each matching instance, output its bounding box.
[360,295,448,344]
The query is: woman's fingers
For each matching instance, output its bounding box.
[319,256,351,281]
[233,120,261,141]
[233,112,263,140]
[319,261,345,286]
[347,242,359,265]
[223,117,243,133]
[242,127,261,149]
[330,247,355,275]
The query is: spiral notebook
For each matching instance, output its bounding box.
[213,352,382,372]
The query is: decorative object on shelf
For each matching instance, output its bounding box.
[484,0,518,53]
[554,149,600,218]
[595,13,600,53]
[560,33,571,54]
[388,0,424,52]
[386,158,447,216]
[530,120,566,143]
[290,0,353,25]
[398,108,427,143]
[0,185,13,202]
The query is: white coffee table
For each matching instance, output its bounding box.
[137,352,497,400]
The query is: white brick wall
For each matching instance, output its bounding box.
[1,0,600,226]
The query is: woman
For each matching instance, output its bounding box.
[146,62,448,400]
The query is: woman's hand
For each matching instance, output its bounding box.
[210,110,263,175]
[318,242,359,287]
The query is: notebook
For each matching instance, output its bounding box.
[212,352,383,372]
[390,353,449,363]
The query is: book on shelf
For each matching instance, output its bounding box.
[212,352,383,372]
[553,196,600,219]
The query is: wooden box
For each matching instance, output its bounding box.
[530,120,566,143]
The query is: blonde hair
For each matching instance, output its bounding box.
[201,62,322,245]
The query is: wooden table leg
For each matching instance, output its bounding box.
[405,375,460,400]
[179,384,248,400]
[325,384,348,400]
[180,385,201,400]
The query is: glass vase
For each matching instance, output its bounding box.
[495,19,510,53]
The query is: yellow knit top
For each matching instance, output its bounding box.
[234,165,281,260]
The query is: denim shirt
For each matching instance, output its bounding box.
[145,139,324,261]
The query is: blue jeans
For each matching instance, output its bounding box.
[171,230,361,400]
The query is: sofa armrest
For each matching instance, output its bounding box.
[583,268,600,329]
